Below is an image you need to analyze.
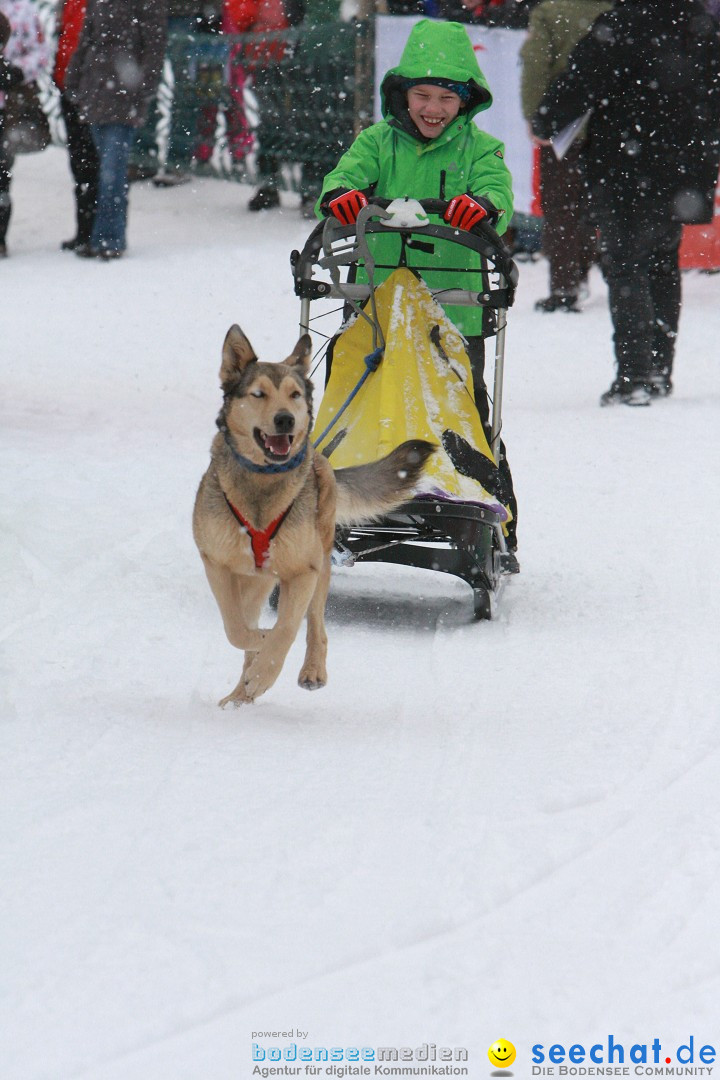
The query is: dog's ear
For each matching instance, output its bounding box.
[220,325,257,384]
[286,334,312,373]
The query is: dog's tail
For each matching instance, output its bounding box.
[334,440,436,525]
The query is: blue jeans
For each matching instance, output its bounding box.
[90,124,134,253]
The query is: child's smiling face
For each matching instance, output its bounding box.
[407,84,463,139]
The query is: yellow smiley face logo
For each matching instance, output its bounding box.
[488,1040,516,1069]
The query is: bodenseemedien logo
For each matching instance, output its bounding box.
[252,1041,471,1076]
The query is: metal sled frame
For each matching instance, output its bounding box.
[290,198,519,620]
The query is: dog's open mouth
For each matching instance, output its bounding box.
[254,428,294,461]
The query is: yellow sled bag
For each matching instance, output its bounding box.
[313,268,510,522]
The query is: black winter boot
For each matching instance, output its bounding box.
[600,376,651,407]
[534,293,581,313]
[248,184,280,211]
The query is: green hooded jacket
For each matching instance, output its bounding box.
[318,19,514,335]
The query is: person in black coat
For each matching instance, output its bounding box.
[533,0,720,405]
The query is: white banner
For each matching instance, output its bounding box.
[375,16,533,215]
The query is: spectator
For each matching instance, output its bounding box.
[64,0,169,259]
[0,13,19,245]
[292,0,347,216]
[53,0,99,252]
[533,0,720,405]
[191,10,235,169]
[0,0,49,258]
[226,0,304,212]
[193,0,253,171]
[131,1,224,184]
[0,12,17,247]
[221,1,253,169]
[520,0,612,313]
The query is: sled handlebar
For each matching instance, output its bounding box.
[366,196,505,249]
[291,195,519,305]
[316,196,513,262]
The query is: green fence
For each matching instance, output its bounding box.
[131,21,374,191]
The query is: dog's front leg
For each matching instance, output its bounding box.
[298,552,331,690]
[201,555,269,652]
[242,569,319,702]
[219,649,259,708]
[212,569,274,708]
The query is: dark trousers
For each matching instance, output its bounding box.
[539,144,597,296]
[0,113,12,244]
[593,203,683,382]
[466,335,518,550]
[89,123,133,253]
[253,65,290,184]
[61,95,99,245]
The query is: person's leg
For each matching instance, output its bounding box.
[647,223,683,395]
[225,46,253,166]
[0,119,14,253]
[130,17,193,178]
[300,158,325,215]
[249,159,281,208]
[574,162,598,291]
[129,97,160,180]
[60,95,99,248]
[164,16,200,177]
[89,124,133,255]
[193,101,218,165]
[248,67,280,210]
[535,145,591,310]
[594,205,656,403]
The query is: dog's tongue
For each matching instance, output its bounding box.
[264,434,291,457]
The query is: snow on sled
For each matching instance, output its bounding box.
[290,197,519,620]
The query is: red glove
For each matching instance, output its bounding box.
[327,189,369,226]
[444,194,494,231]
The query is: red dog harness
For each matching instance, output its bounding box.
[224,496,292,570]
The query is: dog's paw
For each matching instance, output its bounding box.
[298,665,327,691]
[242,652,281,701]
[218,683,254,707]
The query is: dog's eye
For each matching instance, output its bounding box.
[290,390,302,399]
[250,389,266,399]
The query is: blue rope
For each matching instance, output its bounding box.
[313,347,384,450]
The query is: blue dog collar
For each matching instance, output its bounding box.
[221,426,309,474]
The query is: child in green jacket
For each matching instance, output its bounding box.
[318,19,518,555]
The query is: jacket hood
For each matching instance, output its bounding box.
[380,19,493,137]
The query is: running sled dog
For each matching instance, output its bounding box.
[193,325,434,706]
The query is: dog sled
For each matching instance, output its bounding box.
[290,197,519,620]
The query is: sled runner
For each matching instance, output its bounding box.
[290,197,519,620]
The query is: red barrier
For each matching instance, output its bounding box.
[531,144,543,217]
[680,174,720,270]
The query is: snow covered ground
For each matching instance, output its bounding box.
[2,148,720,1080]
